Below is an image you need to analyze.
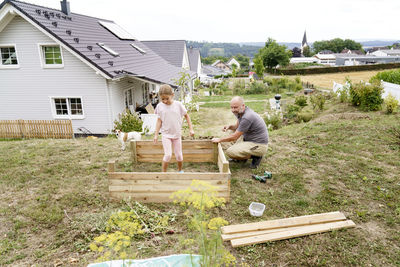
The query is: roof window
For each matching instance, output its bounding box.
[131,44,146,54]
[98,21,135,40]
[97,43,119,57]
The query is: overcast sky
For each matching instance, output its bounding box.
[19,0,400,43]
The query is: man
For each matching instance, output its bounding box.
[212,96,269,169]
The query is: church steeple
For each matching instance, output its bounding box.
[302,30,308,48]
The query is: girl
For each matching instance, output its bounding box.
[153,84,194,172]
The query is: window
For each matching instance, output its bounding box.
[98,20,136,40]
[39,44,64,68]
[0,45,19,68]
[51,97,84,119]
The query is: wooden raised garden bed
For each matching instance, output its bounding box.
[107,140,231,203]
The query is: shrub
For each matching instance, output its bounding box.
[294,95,308,107]
[246,81,267,94]
[349,82,384,111]
[297,110,314,122]
[232,79,246,95]
[263,111,283,130]
[310,94,326,110]
[370,69,400,85]
[284,104,301,120]
[113,109,143,132]
[335,84,350,103]
[384,94,399,114]
[263,76,302,93]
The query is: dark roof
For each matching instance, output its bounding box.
[202,65,230,76]
[1,0,192,86]
[187,46,200,72]
[141,40,186,68]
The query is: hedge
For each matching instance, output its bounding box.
[267,62,400,75]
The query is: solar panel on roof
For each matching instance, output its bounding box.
[98,21,135,40]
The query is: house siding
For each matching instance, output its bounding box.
[0,15,112,134]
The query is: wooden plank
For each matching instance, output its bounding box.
[109,179,227,186]
[230,220,356,247]
[222,225,308,241]
[137,153,214,163]
[137,149,214,155]
[218,143,229,173]
[136,140,213,150]
[109,184,230,192]
[109,172,229,180]
[130,140,137,163]
[109,191,230,202]
[221,211,347,234]
[213,142,218,163]
[108,160,117,172]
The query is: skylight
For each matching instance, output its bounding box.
[131,44,146,54]
[97,43,119,57]
[98,21,135,40]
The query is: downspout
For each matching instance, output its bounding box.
[105,79,114,134]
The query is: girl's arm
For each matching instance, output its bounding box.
[184,113,194,136]
[153,118,162,143]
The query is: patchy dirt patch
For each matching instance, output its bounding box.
[312,113,371,123]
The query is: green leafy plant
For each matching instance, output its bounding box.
[113,109,143,132]
[263,111,283,130]
[90,202,175,262]
[171,180,236,267]
[310,94,326,111]
[294,95,308,107]
[297,110,314,122]
[349,81,383,111]
[384,94,399,114]
[370,69,400,85]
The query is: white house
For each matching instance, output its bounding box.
[0,0,194,135]
[313,53,336,66]
[226,57,240,69]
[371,49,400,57]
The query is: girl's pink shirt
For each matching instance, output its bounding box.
[155,101,187,138]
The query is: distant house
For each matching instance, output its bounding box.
[313,53,336,65]
[187,46,202,77]
[211,60,231,71]
[290,57,318,64]
[0,0,190,134]
[335,54,400,66]
[226,57,240,69]
[340,49,364,55]
[371,49,400,57]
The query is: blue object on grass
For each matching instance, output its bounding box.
[87,254,201,267]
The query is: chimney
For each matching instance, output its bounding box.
[60,0,70,15]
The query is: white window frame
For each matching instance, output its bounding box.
[49,96,85,119]
[0,43,20,69]
[38,43,64,69]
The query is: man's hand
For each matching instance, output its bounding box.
[212,138,221,143]
[222,125,229,132]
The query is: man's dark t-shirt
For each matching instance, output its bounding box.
[236,106,269,144]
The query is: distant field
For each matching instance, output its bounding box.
[298,70,382,89]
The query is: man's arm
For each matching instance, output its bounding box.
[212,130,243,143]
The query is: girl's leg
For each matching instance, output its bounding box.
[162,136,173,172]
[172,138,183,171]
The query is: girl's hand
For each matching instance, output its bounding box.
[189,130,195,137]
[153,135,158,144]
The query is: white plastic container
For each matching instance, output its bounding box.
[141,114,158,135]
[249,202,265,217]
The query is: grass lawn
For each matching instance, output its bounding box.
[298,70,383,89]
[1,94,400,266]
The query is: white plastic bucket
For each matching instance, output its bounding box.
[141,114,158,134]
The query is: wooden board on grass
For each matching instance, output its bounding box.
[230,220,356,247]
[221,211,346,234]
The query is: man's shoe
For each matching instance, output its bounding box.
[228,158,247,163]
[250,156,263,169]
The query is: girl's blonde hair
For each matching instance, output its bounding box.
[159,84,174,96]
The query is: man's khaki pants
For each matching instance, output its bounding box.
[224,139,268,159]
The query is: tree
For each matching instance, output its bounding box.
[231,64,237,77]
[312,38,363,54]
[234,54,250,70]
[253,55,265,79]
[302,46,313,57]
[292,47,302,57]
[257,38,292,69]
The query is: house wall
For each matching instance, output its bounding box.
[0,16,112,134]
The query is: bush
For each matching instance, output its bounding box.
[370,69,400,85]
[294,95,308,107]
[113,109,143,132]
[297,110,314,122]
[263,111,282,130]
[310,94,326,110]
[284,104,301,120]
[335,84,350,103]
[349,82,384,111]
[232,79,246,95]
[246,81,267,94]
[263,76,302,94]
[384,94,399,114]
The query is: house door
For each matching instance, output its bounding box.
[124,88,135,113]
